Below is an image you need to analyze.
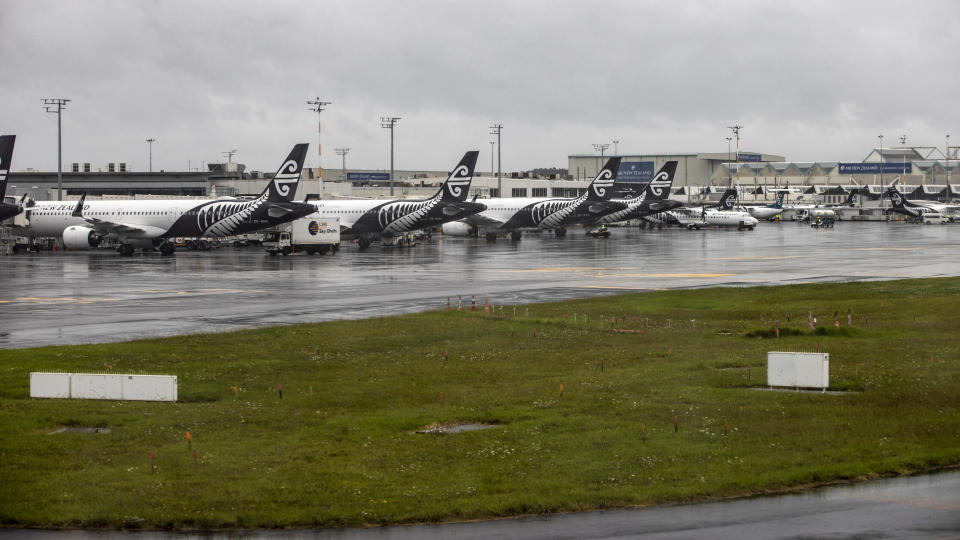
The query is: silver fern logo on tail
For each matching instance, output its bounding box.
[272,159,300,198]
[445,164,471,199]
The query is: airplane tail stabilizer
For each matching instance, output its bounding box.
[717,188,738,210]
[586,157,622,201]
[0,135,15,198]
[264,143,309,203]
[643,161,678,200]
[438,151,479,202]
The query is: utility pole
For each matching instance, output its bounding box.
[947,134,951,195]
[591,143,609,176]
[42,98,70,201]
[307,98,331,199]
[335,148,350,182]
[490,124,503,197]
[146,138,155,172]
[381,116,401,196]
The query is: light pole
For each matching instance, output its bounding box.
[613,140,619,156]
[490,124,503,197]
[727,124,742,186]
[726,136,733,185]
[489,141,495,177]
[42,98,70,201]
[878,134,884,192]
[947,134,951,195]
[381,116,401,196]
[307,98,331,199]
[335,148,350,182]
[146,138,155,172]
[899,134,907,182]
[591,143,609,175]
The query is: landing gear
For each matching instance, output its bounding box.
[485,232,498,242]
[358,237,371,249]
[198,240,211,250]
[118,243,135,256]
[510,230,522,241]
[159,241,175,256]
[554,227,567,238]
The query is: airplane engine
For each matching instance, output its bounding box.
[441,221,477,237]
[62,226,102,249]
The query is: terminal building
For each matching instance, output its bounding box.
[6,146,958,209]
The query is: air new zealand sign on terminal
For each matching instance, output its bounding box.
[839,163,912,174]
[617,161,654,183]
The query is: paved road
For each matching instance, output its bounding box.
[1,222,958,349]
[3,471,958,539]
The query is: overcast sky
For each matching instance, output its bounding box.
[2,0,958,175]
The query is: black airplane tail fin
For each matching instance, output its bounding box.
[71,193,87,217]
[586,157,622,201]
[772,191,785,209]
[0,135,15,198]
[717,188,738,210]
[642,161,678,200]
[886,185,908,209]
[264,143,309,203]
[438,150,479,202]
[841,188,858,207]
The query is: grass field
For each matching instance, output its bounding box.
[1,277,958,530]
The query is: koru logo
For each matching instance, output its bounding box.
[272,159,300,197]
[891,192,902,205]
[591,168,615,198]
[445,164,471,198]
[647,171,670,197]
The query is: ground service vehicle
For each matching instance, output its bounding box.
[264,215,340,256]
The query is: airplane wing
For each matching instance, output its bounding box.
[460,212,508,228]
[80,216,167,238]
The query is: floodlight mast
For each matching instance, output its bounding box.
[42,98,70,201]
[490,124,503,196]
[381,117,401,196]
[727,124,742,184]
[307,98,331,199]
[146,138,156,172]
[335,148,350,182]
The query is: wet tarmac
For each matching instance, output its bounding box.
[2,471,958,539]
[1,221,959,349]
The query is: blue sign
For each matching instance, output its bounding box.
[838,163,912,174]
[617,161,654,183]
[736,153,762,162]
[347,172,391,181]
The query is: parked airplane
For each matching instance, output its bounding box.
[744,191,786,220]
[788,189,860,222]
[24,143,316,255]
[588,161,682,225]
[308,151,486,248]
[667,205,759,230]
[0,135,21,221]
[442,157,627,241]
[659,187,738,226]
[885,185,960,222]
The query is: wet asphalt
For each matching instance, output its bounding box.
[1,221,959,349]
[2,471,958,539]
[2,221,959,538]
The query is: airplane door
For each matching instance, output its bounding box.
[168,207,179,226]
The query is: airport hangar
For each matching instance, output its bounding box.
[6,146,958,208]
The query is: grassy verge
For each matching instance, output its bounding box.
[1,277,958,529]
